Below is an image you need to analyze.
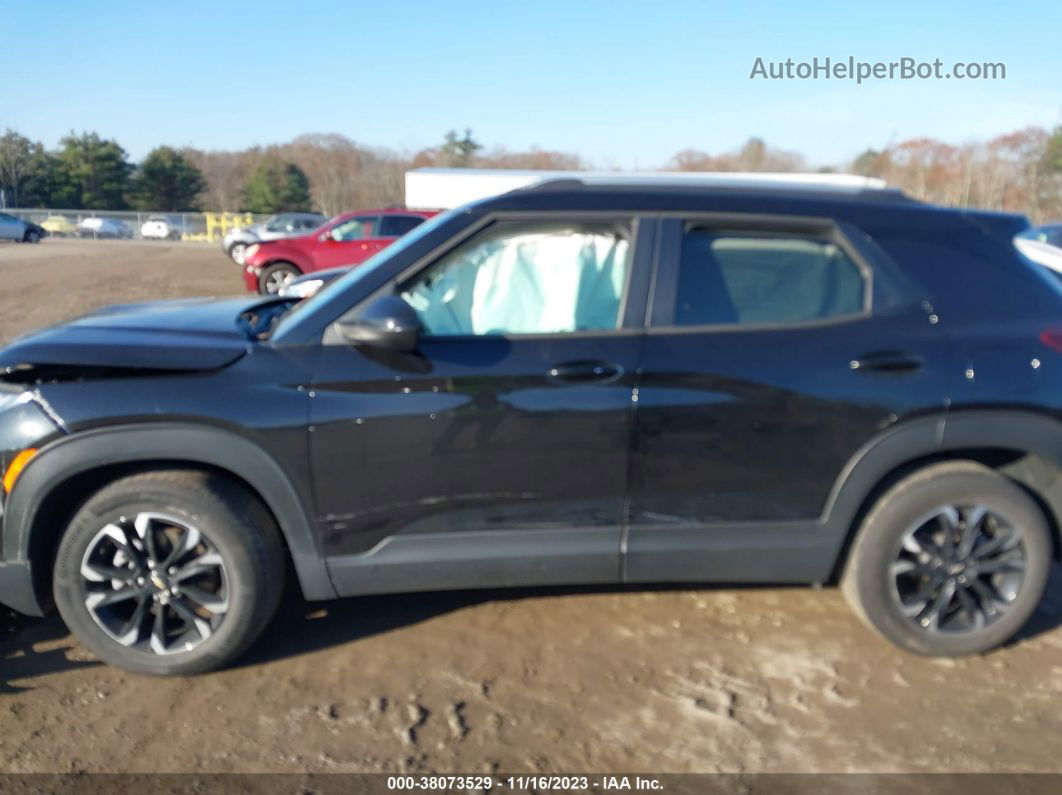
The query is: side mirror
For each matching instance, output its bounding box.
[334,295,421,352]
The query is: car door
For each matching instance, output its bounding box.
[309,213,655,595]
[318,215,381,268]
[0,213,21,240]
[625,216,952,585]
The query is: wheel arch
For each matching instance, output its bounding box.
[261,258,304,272]
[825,409,1062,581]
[4,423,334,615]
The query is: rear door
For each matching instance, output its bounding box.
[626,215,951,584]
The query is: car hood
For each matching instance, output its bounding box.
[0,296,286,381]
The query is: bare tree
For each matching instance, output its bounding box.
[665,137,805,173]
[182,148,260,212]
[0,130,41,207]
[283,134,406,215]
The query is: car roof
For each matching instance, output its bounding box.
[468,174,913,215]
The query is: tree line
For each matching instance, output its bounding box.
[1,126,1060,221]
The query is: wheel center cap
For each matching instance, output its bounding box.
[947,562,965,576]
[150,572,167,590]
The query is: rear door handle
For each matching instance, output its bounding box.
[547,360,624,384]
[850,351,924,374]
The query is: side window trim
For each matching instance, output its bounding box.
[346,212,655,340]
[649,214,874,331]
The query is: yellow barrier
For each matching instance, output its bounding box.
[182,212,256,242]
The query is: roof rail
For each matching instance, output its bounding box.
[522,171,888,194]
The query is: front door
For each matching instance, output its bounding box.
[0,214,22,240]
[318,215,381,268]
[309,214,654,595]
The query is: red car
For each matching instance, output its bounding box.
[242,209,438,294]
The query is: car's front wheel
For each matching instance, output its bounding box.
[23,229,41,243]
[53,469,285,676]
[258,262,300,295]
[842,461,1051,657]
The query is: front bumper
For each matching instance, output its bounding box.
[242,263,261,293]
[0,559,42,616]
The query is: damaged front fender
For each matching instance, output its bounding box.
[0,387,66,527]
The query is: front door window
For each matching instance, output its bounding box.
[400,220,631,336]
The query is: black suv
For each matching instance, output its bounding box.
[2,176,1060,675]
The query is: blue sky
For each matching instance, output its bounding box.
[3,0,1060,167]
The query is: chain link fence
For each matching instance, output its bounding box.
[3,209,273,243]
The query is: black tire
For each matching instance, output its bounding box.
[24,229,41,243]
[227,241,248,263]
[842,461,1052,656]
[258,262,300,295]
[53,469,284,676]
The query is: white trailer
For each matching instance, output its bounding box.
[404,167,888,210]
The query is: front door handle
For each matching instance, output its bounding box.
[850,351,924,374]
[547,360,624,384]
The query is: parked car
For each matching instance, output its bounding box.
[221,212,327,264]
[4,174,1062,676]
[278,265,351,299]
[1015,235,1062,280]
[141,215,185,241]
[1017,223,1062,249]
[77,217,133,239]
[40,215,78,238]
[243,209,438,294]
[0,212,44,243]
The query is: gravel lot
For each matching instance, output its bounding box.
[2,239,1062,774]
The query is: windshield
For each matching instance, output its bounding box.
[273,208,459,332]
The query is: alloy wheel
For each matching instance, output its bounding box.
[79,512,229,655]
[891,504,1027,634]
[230,243,247,264]
[264,269,295,294]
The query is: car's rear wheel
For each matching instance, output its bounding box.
[24,229,41,243]
[842,461,1051,656]
[53,470,284,676]
[259,262,300,295]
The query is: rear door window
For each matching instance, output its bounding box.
[380,215,426,237]
[671,227,866,326]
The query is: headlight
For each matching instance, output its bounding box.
[279,279,324,299]
[245,244,260,258]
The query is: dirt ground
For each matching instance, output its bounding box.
[2,239,1062,775]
